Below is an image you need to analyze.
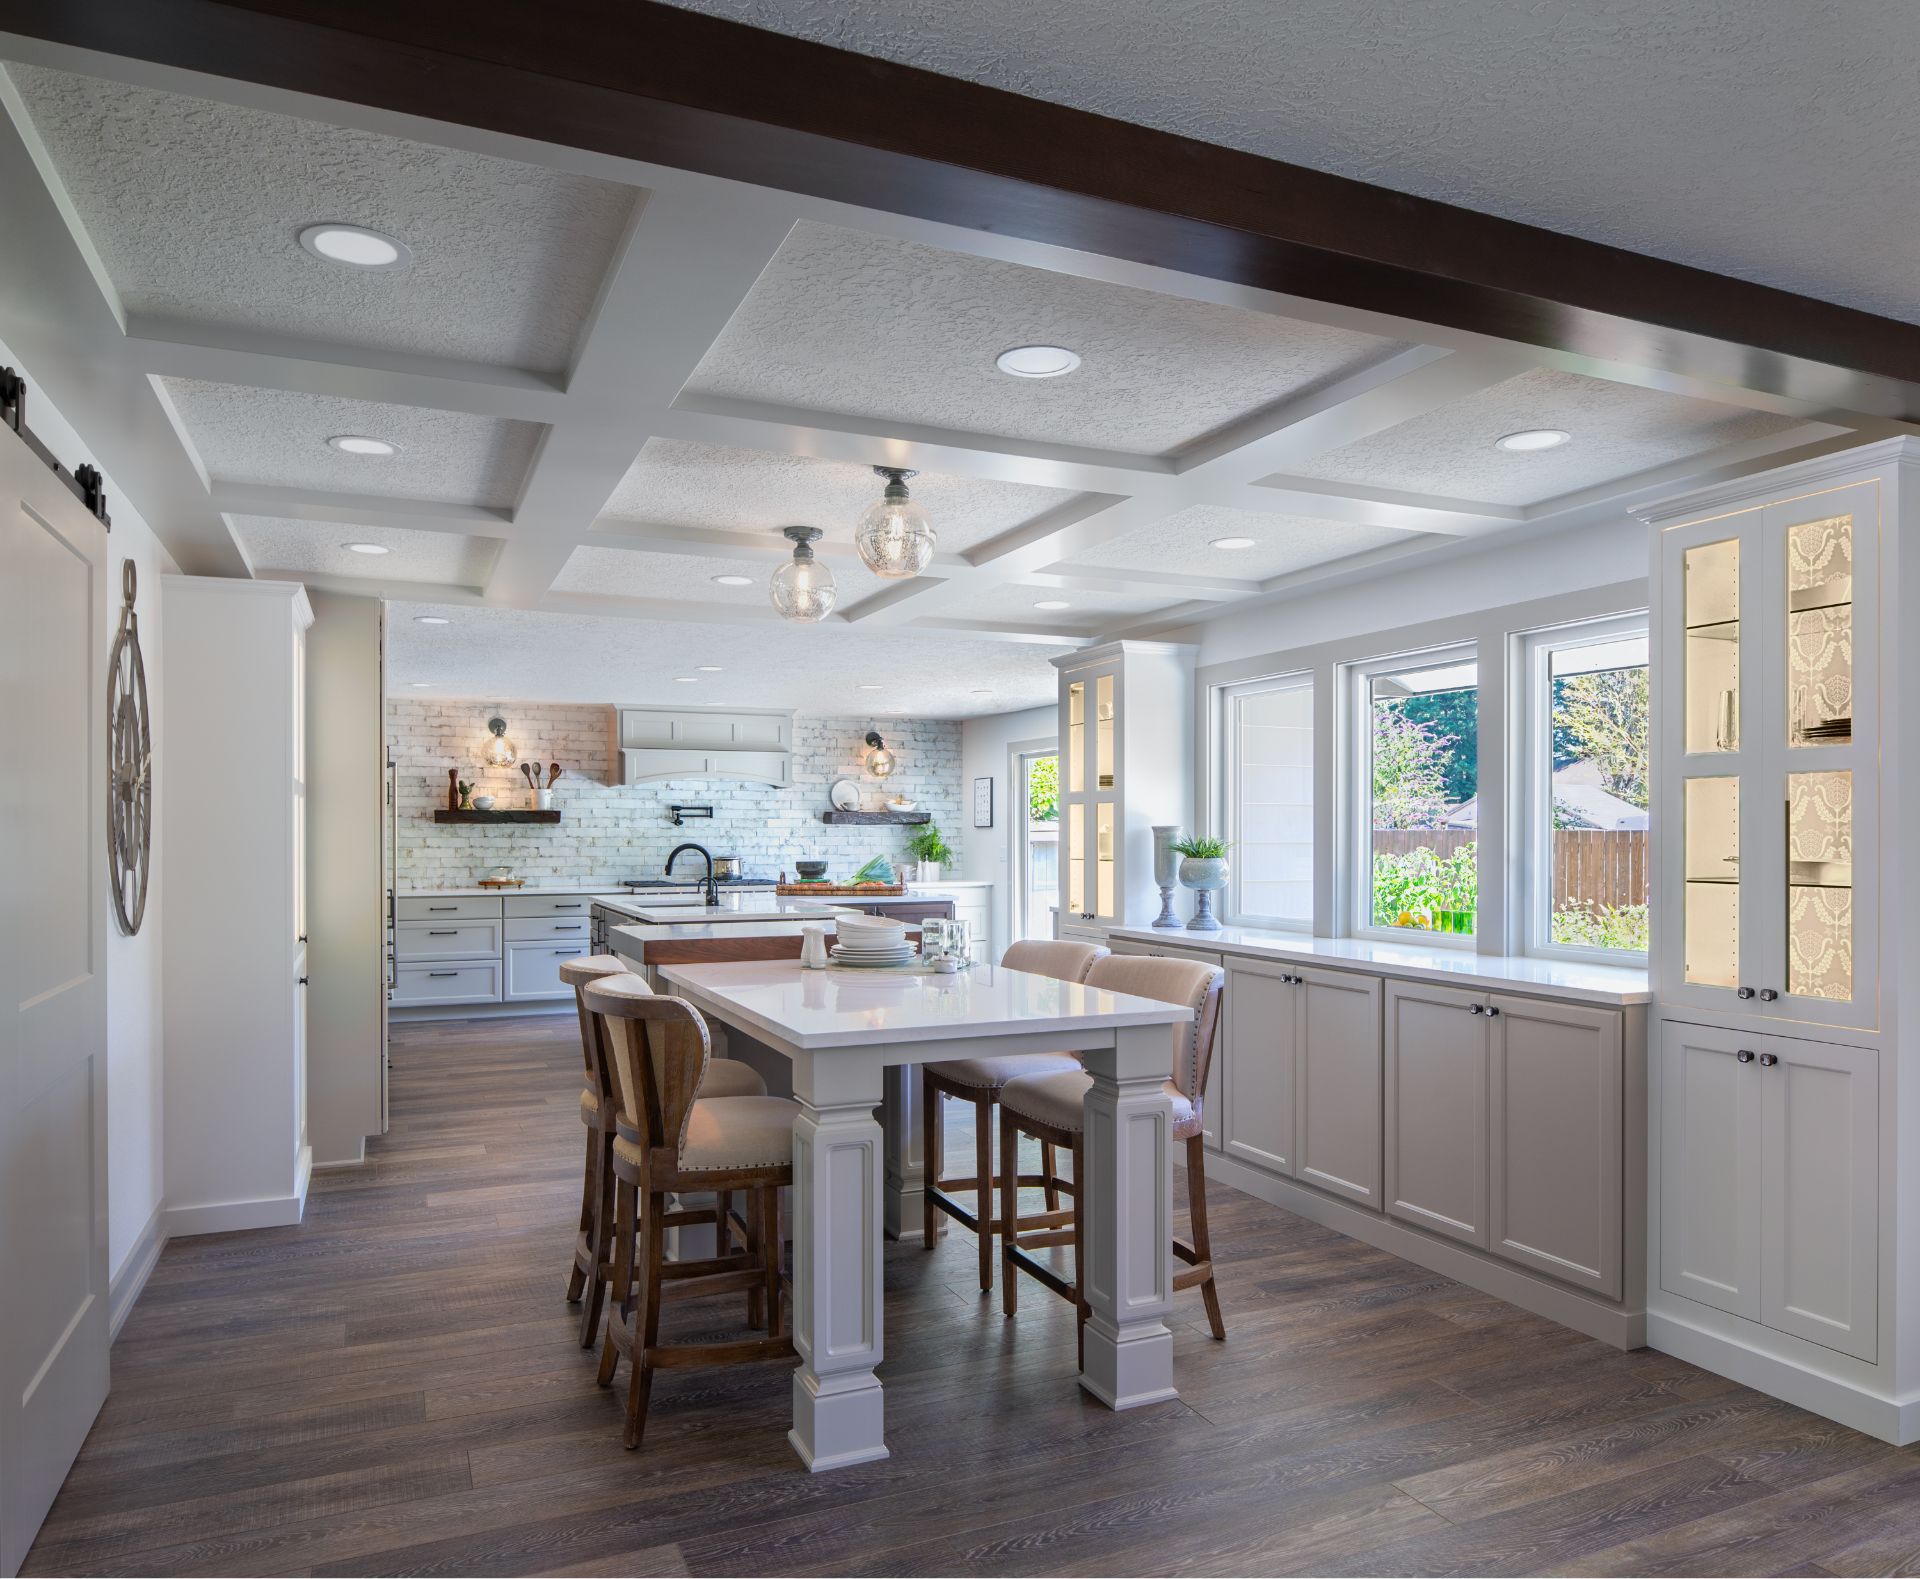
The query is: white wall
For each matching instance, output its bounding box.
[959,703,1056,953]
[0,333,177,1292]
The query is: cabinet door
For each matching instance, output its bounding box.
[505,942,589,1002]
[1295,968,1382,1208]
[1659,1020,1762,1320]
[1384,981,1488,1247]
[1220,960,1298,1176]
[1759,1036,1877,1361]
[1487,995,1622,1297]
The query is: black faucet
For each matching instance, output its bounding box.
[665,842,717,906]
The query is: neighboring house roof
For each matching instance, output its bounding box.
[1551,761,1650,829]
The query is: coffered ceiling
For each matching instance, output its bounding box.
[0,35,1879,716]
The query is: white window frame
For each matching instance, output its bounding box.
[1515,611,1651,964]
[1218,670,1314,932]
[1344,641,1480,948]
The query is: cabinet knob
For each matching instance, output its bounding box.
[1485,1005,1501,1017]
[298,975,309,986]
[1736,986,1755,1000]
[1468,1003,1484,1015]
[1736,1049,1755,1063]
[1758,988,1779,1002]
[1758,1052,1779,1067]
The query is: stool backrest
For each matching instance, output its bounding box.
[1083,954,1225,1102]
[1001,938,1110,983]
[560,954,627,1098]
[583,974,714,1157]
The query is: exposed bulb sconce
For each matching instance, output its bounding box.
[483,715,518,768]
[863,730,897,778]
[770,525,837,622]
[855,467,935,578]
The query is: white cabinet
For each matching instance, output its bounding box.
[395,919,502,960]
[505,941,590,1001]
[393,962,503,1006]
[504,893,595,919]
[1294,968,1384,1208]
[1052,641,1194,929]
[1221,958,1297,1175]
[390,891,605,1012]
[1660,1020,1877,1362]
[610,707,793,785]
[1385,981,1490,1249]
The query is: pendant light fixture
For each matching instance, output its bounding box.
[770,525,837,622]
[863,730,897,778]
[855,466,935,578]
[483,715,518,768]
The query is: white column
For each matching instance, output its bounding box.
[1077,1023,1177,1410]
[882,1063,931,1243]
[788,1050,888,1471]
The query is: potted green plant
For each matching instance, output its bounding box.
[905,823,955,882]
[1171,834,1231,931]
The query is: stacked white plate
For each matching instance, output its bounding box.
[831,914,915,967]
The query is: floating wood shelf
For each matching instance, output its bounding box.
[820,809,930,825]
[433,809,562,824]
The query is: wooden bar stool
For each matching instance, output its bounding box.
[921,939,1109,1290]
[584,975,797,1450]
[560,956,766,1348]
[998,954,1227,1352]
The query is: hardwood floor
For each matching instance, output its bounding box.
[27,1015,1918,1577]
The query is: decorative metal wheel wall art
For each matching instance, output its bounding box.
[108,558,152,934]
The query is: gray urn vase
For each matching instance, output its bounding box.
[1150,824,1183,928]
[1180,856,1227,932]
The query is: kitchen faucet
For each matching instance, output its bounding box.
[665,841,718,906]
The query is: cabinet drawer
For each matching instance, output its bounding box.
[506,915,594,942]
[396,895,502,922]
[504,893,595,918]
[395,920,502,960]
[506,940,590,1001]
[392,962,501,1005]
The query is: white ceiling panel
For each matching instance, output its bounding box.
[386,601,1060,716]
[554,542,889,607]
[159,379,543,507]
[683,221,1407,457]
[936,578,1176,626]
[5,63,638,373]
[1285,368,1803,507]
[1070,503,1423,583]
[598,437,1076,555]
[232,516,501,587]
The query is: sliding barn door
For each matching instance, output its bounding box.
[0,422,109,1576]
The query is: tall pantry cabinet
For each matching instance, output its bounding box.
[1636,437,1919,1442]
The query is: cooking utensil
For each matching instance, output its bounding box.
[546,762,562,788]
[519,762,536,790]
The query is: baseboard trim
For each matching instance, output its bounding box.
[165,1153,311,1237]
[108,1202,168,1342]
[389,1001,573,1023]
[1647,1309,1916,1445]
[1192,1147,1645,1350]
[314,1138,366,1170]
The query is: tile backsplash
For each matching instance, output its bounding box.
[388,700,962,890]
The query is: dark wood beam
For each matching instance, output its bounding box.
[9,0,1917,421]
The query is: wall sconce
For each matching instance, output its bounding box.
[483,715,517,768]
[863,730,897,778]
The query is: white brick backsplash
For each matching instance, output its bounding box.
[388,700,962,889]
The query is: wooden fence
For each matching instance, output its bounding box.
[1372,828,1649,909]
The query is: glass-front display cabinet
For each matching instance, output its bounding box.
[1654,475,1879,1032]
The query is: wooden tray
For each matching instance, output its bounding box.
[476,876,527,888]
[775,882,906,896]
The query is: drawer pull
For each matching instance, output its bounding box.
[428,930,458,935]
[552,903,582,910]
[430,906,457,912]
[553,947,579,955]
[552,925,582,931]
[428,971,459,978]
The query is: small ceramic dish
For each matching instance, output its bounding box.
[471,795,496,811]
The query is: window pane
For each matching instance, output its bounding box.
[1369,658,1477,933]
[1548,632,1650,952]
[1230,681,1312,924]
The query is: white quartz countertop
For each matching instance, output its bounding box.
[399,886,642,899]
[657,959,1190,1051]
[1105,924,1651,1005]
[619,894,849,924]
[609,919,849,952]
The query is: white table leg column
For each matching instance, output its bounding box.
[1077,1023,1177,1410]
[882,1063,930,1243]
[788,1052,888,1471]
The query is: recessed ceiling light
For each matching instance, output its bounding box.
[409,681,433,688]
[415,615,450,625]
[696,665,723,672]
[712,573,754,588]
[971,689,994,696]
[1033,598,1072,611]
[327,434,399,456]
[343,542,390,556]
[1494,428,1571,452]
[1210,536,1257,550]
[996,344,1082,379]
[673,676,699,683]
[858,684,883,691]
[298,223,411,270]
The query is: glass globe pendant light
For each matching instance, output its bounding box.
[855,466,935,578]
[483,715,517,768]
[769,525,837,622]
[863,731,897,777]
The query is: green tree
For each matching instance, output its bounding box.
[1371,703,1453,829]
[1398,689,1478,806]
[1553,666,1650,808]
[1027,755,1058,822]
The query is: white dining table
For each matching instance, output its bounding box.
[654,957,1194,1473]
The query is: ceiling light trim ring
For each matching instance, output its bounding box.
[298,222,412,271]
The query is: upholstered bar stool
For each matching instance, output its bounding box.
[584,974,798,1450]
[998,953,1227,1349]
[560,956,766,1348]
[921,938,1110,1290]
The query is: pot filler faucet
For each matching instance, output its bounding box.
[665,842,718,907]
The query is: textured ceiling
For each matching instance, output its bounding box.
[1070,503,1421,582]
[159,380,543,507]
[684,221,1405,456]
[1286,368,1802,507]
[553,542,888,607]
[386,601,1059,715]
[662,0,1920,327]
[5,63,638,372]
[232,516,502,587]
[597,437,1077,554]
[937,578,1174,626]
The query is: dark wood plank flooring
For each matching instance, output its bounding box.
[26,1015,1918,1576]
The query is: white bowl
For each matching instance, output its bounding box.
[471,795,496,811]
